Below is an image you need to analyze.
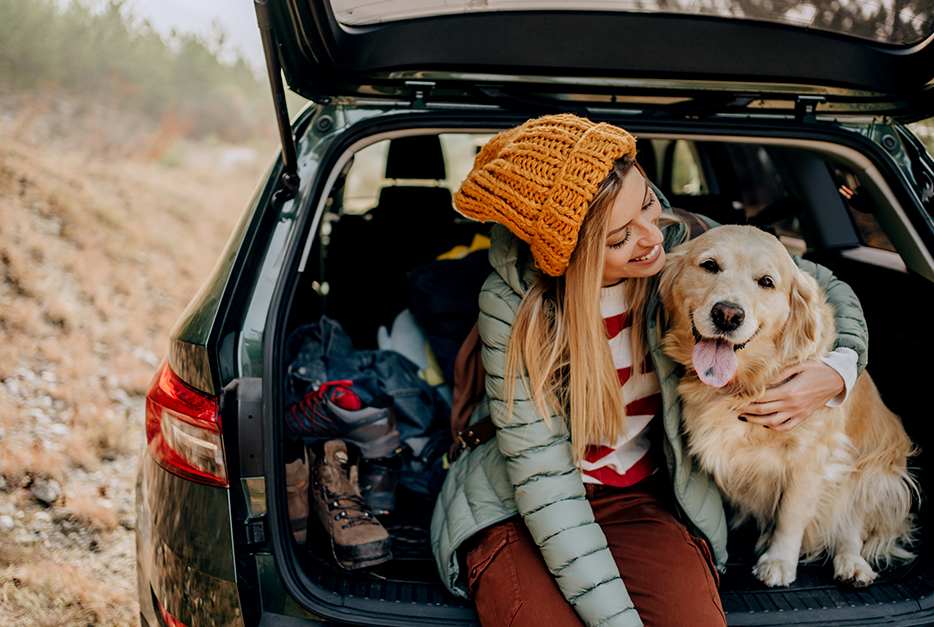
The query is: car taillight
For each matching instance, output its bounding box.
[145,362,228,488]
[157,598,189,627]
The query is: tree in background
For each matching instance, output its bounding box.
[731,0,934,44]
[0,0,273,144]
[649,0,934,44]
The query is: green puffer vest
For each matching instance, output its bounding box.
[430,210,868,627]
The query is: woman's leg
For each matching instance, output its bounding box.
[465,478,725,627]
[587,479,726,627]
[464,518,584,627]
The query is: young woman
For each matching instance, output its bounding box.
[430,114,865,627]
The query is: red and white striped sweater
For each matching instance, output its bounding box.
[578,282,661,487]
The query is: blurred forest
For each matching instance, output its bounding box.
[730,0,934,45]
[0,0,276,144]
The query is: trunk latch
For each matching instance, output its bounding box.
[795,95,826,123]
[406,81,435,109]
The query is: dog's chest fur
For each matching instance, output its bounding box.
[678,379,852,522]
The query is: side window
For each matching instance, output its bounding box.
[724,145,787,217]
[342,140,389,214]
[723,144,806,254]
[831,165,897,252]
[670,140,707,196]
[907,119,934,157]
[653,139,709,196]
[440,133,494,192]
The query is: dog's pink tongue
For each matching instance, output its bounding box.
[692,339,738,388]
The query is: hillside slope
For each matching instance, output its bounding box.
[0,93,271,626]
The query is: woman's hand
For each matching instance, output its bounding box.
[737,360,845,432]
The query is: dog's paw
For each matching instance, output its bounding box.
[753,555,798,587]
[833,554,877,588]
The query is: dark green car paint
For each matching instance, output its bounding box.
[136,454,244,627]
[255,554,327,621]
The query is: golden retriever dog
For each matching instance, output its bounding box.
[659,224,918,588]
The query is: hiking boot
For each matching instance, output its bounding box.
[286,380,400,460]
[285,448,310,544]
[309,439,392,570]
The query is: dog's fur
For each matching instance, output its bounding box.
[659,225,918,587]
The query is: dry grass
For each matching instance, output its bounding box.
[0,541,136,627]
[60,491,120,534]
[0,101,268,448]
[0,439,67,487]
[0,92,272,626]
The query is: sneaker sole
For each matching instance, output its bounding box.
[346,427,400,459]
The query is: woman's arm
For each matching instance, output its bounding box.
[739,257,868,431]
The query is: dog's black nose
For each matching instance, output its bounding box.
[711,302,745,332]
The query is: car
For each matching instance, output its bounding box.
[135,0,934,625]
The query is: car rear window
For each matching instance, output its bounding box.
[330,0,934,47]
[342,133,492,215]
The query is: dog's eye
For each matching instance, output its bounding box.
[700,260,720,274]
[758,276,775,289]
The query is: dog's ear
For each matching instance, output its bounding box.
[783,267,824,355]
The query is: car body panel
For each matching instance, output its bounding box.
[136,453,244,627]
[168,159,277,396]
[266,0,934,119]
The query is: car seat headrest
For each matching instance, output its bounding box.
[636,145,657,182]
[385,135,446,180]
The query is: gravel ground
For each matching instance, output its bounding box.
[0,370,143,627]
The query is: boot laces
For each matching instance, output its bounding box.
[286,379,357,436]
[324,488,380,529]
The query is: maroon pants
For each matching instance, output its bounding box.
[463,477,726,627]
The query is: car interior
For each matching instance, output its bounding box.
[281,126,934,617]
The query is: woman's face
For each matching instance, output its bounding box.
[602,168,665,286]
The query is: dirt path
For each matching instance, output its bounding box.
[0,106,270,626]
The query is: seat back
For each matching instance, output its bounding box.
[324,135,483,347]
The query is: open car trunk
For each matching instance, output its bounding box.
[263,110,934,626]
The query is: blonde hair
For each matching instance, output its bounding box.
[504,155,676,462]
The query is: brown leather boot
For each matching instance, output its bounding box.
[309,439,392,570]
[285,448,309,544]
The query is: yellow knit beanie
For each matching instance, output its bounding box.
[454,114,637,276]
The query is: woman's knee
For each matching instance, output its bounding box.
[465,520,583,627]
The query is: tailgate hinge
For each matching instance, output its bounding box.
[238,515,267,547]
